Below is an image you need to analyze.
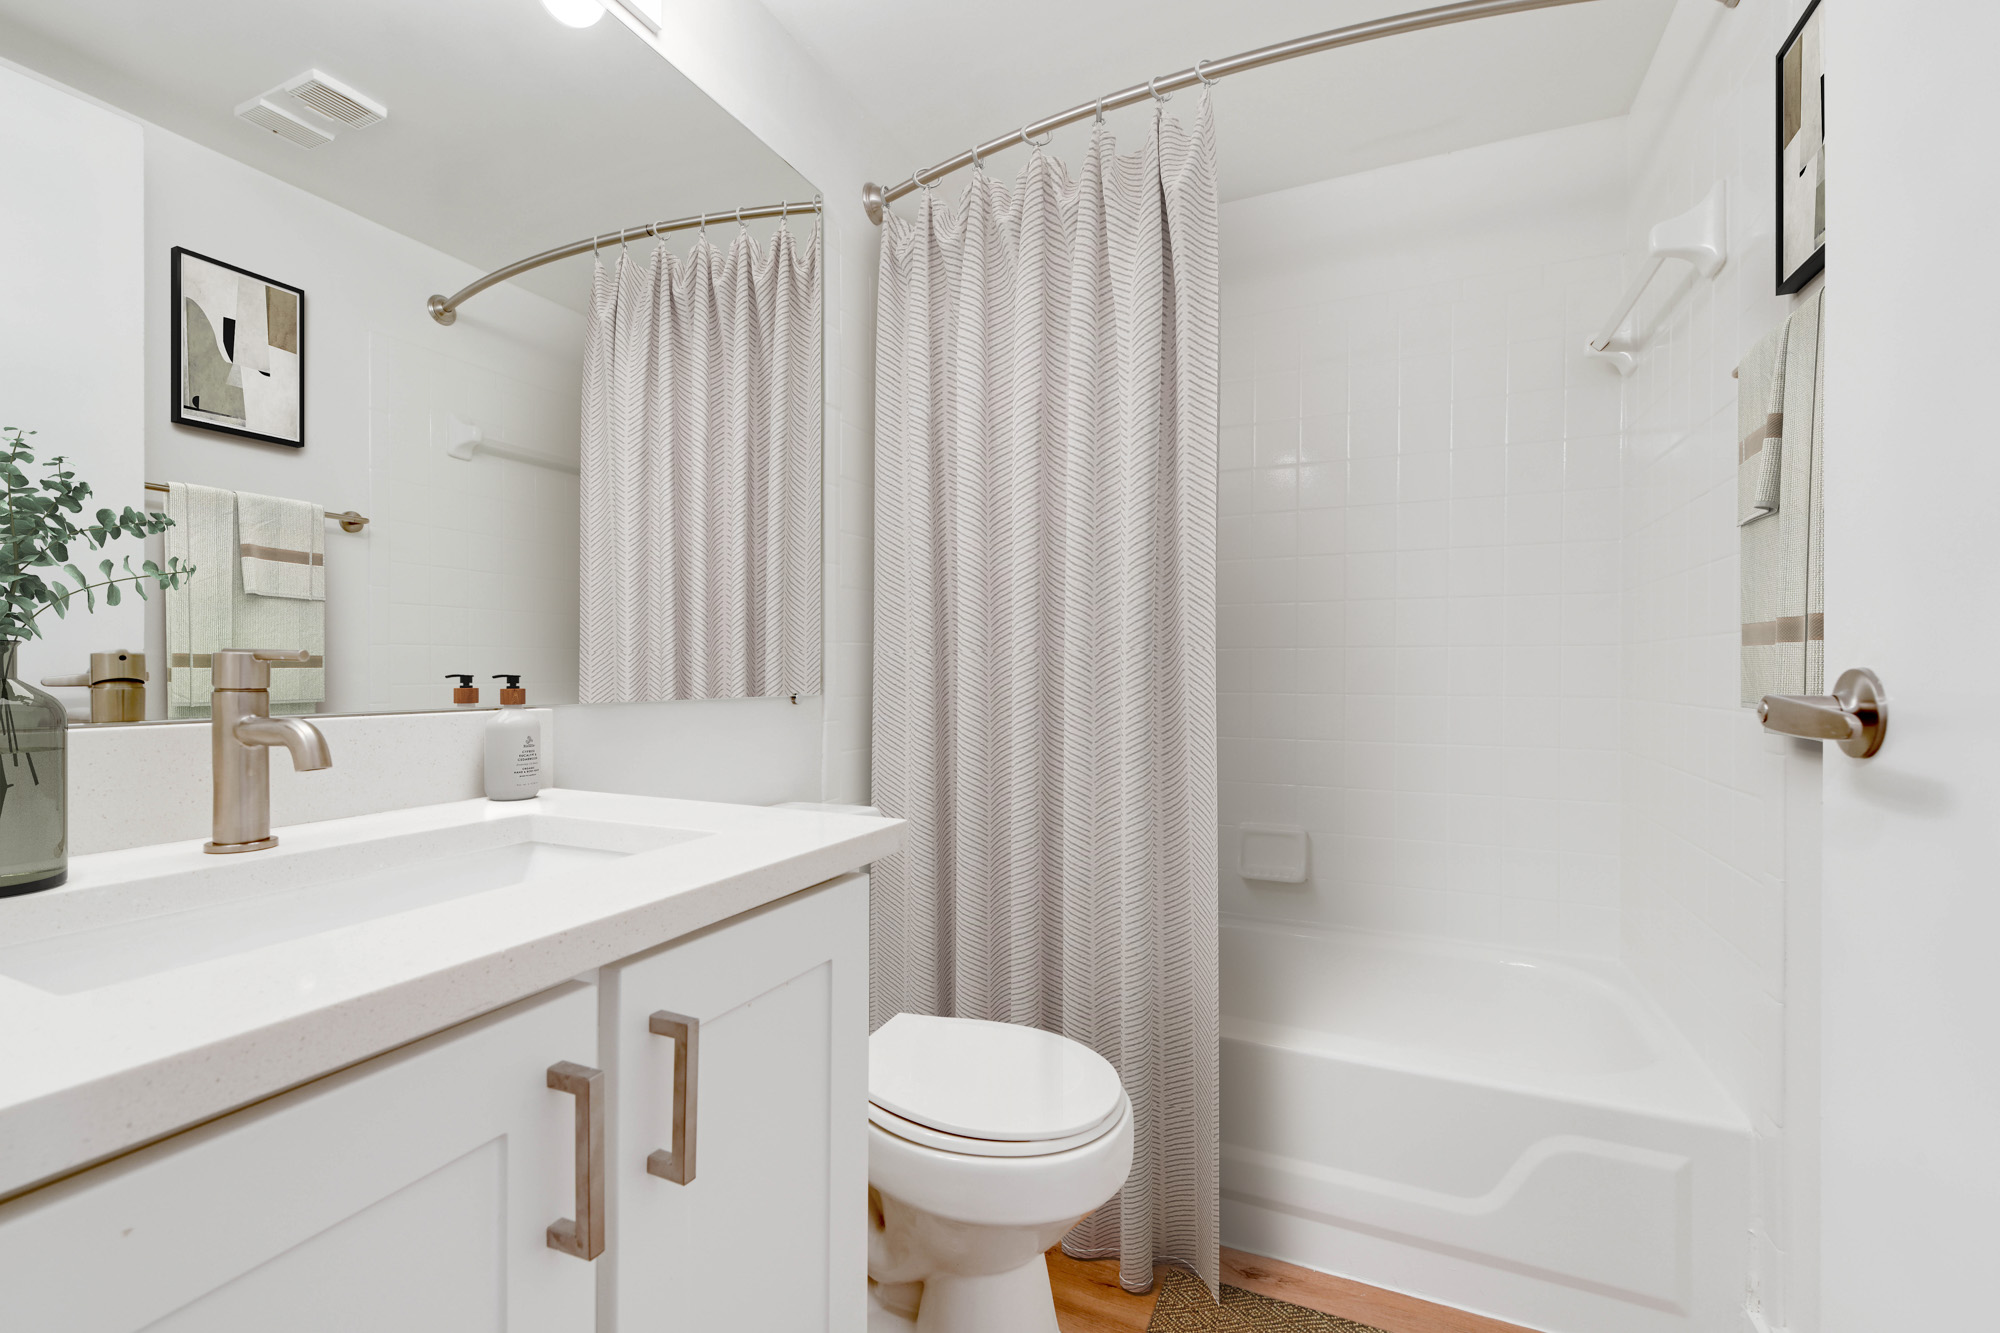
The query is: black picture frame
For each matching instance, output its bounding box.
[1775,0,1827,295]
[169,246,306,448]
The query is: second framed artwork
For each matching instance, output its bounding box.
[1776,0,1827,294]
[170,247,305,448]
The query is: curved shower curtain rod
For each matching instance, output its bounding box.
[862,0,1737,224]
[428,196,822,325]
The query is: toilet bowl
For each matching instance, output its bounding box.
[866,1014,1134,1333]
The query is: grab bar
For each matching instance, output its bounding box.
[1759,668,1888,758]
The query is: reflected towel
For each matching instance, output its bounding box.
[237,490,324,600]
[1738,290,1826,707]
[163,483,326,717]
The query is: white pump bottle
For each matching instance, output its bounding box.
[483,674,542,800]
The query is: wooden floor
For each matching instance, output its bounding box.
[1048,1249,1161,1332]
[1047,1247,1537,1333]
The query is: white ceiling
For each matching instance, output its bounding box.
[0,0,812,311]
[762,0,1675,207]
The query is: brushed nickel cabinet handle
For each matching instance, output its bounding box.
[645,1011,699,1185]
[546,1060,606,1260]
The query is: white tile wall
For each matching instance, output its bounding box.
[1616,2,1822,1325]
[366,334,580,714]
[1619,0,1820,1129]
[1218,119,1628,957]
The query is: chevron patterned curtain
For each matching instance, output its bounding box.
[577,222,821,703]
[872,98,1221,1295]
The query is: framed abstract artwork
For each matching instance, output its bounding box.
[170,247,305,447]
[1776,0,1826,294]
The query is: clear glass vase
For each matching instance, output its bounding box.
[0,641,67,898]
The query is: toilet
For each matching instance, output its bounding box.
[865,1013,1134,1333]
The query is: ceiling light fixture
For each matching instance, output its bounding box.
[540,0,605,27]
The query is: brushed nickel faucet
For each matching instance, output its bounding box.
[204,649,332,854]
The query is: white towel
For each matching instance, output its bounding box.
[237,490,325,600]
[163,483,326,717]
[1738,289,1825,707]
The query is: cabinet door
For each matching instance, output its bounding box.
[606,873,869,1333]
[0,981,601,1333]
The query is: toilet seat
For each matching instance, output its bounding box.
[869,1014,1125,1157]
[868,1091,1129,1158]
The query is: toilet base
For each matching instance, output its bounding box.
[866,1258,1061,1333]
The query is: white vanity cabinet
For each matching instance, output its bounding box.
[602,872,870,1332]
[0,979,603,1332]
[0,871,871,1333]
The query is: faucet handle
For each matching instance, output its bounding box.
[212,648,312,690]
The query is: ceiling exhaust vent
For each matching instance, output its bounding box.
[280,70,386,128]
[234,96,333,149]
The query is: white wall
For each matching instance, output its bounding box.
[1217,118,1628,957]
[366,333,579,711]
[1822,3,2000,1330]
[0,59,145,704]
[1613,2,1822,1326]
[141,124,585,716]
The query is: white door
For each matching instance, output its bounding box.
[1827,7,2000,1328]
[605,873,870,1333]
[0,981,601,1332]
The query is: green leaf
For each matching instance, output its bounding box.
[62,564,84,589]
[131,577,148,600]
[104,582,120,607]
[98,558,113,578]
[84,587,94,612]
[95,509,116,528]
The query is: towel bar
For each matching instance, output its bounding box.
[144,481,368,533]
[1759,668,1888,758]
[1584,181,1728,377]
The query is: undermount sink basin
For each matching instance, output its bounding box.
[0,813,704,996]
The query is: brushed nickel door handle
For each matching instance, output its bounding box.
[546,1060,606,1260]
[1759,667,1888,757]
[645,1011,699,1185]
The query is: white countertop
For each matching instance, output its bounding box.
[0,789,903,1201]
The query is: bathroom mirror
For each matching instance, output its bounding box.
[0,0,819,721]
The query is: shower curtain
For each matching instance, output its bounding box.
[872,97,1220,1294]
[577,222,821,703]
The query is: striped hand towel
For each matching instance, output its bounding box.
[1738,289,1825,707]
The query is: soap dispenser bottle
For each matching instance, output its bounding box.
[483,675,541,800]
[446,674,480,706]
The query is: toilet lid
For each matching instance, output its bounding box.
[868,1014,1125,1144]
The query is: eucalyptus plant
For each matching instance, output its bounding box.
[1,425,192,643]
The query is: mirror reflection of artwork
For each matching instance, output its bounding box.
[170,248,305,447]
[1777,0,1826,294]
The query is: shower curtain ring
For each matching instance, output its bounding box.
[1022,123,1054,150]
[912,165,935,193]
[970,143,984,173]
[1194,59,1219,88]
[1094,95,1105,124]
[1148,73,1172,103]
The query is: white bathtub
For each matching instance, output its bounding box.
[1220,918,1751,1333]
